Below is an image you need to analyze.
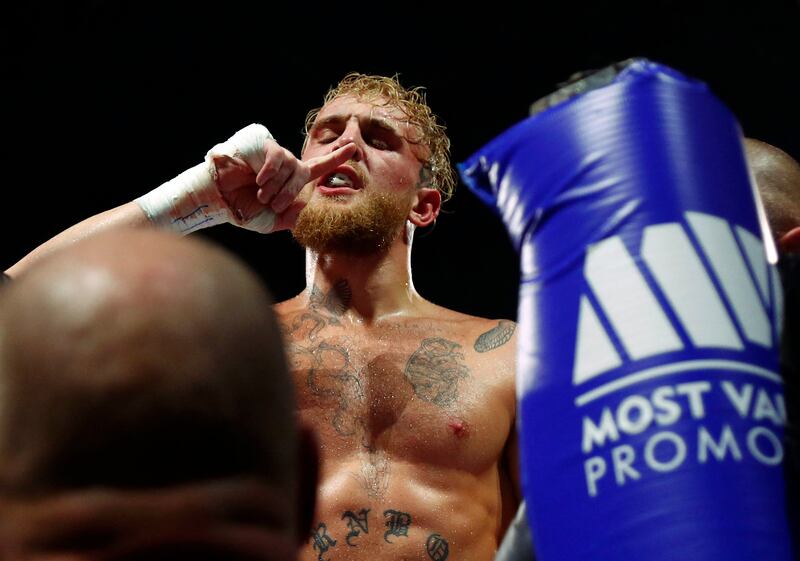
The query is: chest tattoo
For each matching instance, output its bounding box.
[286,307,473,500]
[287,281,352,341]
[296,341,367,443]
[404,338,470,407]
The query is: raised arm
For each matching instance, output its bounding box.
[5,202,149,278]
[5,125,356,278]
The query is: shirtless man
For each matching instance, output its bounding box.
[6,74,519,561]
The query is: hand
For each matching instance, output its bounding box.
[137,124,288,235]
[211,154,301,233]
[255,140,357,214]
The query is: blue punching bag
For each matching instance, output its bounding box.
[460,59,793,560]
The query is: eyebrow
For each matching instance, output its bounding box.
[311,114,401,135]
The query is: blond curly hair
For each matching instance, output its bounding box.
[304,73,456,202]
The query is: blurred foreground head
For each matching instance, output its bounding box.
[0,230,313,560]
[745,138,800,254]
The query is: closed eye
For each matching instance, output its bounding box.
[365,126,401,151]
[314,128,340,144]
[310,122,344,145]
[369,137,390,150]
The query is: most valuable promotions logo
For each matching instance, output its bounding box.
[570,211,786,497]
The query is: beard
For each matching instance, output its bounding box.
[292,189,411,255]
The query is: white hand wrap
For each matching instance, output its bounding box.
[135,124,277,234]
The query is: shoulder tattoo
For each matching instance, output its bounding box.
[473,320,516,353]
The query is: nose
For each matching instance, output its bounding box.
[332,119,364,161]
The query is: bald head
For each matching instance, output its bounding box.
[0,230,294,495]
[744,138,800,254]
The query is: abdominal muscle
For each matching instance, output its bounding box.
[301,454,502,561]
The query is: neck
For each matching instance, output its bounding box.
[303,225,420,322]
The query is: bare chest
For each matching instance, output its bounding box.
[280,310,512,470]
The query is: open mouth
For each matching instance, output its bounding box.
[318,166,362,195]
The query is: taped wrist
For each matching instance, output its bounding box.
[136,124,274,234]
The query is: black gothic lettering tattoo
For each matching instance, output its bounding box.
[301,342,366,440]
[310,523,337,561]
[341,508,370,546]
[426,533,449,561]
[405,338,469,407]
[474,320,516,353]
[383,509,412,544]
[416,163,434,189]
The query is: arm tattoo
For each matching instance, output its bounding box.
[310,522,337,561]
[405,338,469,407]
[474,320,516,353]
[426,533,450,561]
[341,508,370,546]
[383,509,412,543]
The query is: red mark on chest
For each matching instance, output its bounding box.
[447,419,469,438]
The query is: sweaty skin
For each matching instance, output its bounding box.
[277,290,517,561]
[3,86,520,561]
[268,94,520,561]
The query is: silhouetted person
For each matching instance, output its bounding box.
[745,137,800,552]
[0,230,317,560]
[744,138,800,254]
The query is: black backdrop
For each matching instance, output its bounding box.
[5,1,799,320]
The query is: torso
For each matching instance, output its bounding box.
[276,285,518,561]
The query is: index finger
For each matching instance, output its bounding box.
[305,143,357,180]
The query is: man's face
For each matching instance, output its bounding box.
[292,95,431,254]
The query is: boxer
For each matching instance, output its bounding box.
[6,74,520,561]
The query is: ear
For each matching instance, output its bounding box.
[295,422,319,545]
[409,188,441,228]
[778,226,800,254]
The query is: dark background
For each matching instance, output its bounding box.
[5,1,799,320]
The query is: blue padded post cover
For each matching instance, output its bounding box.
[460,59,792,560]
